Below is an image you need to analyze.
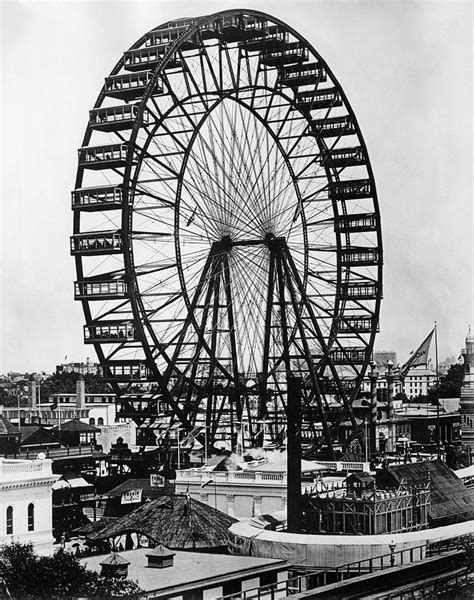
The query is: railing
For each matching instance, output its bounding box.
[2,444,100,461]
[175,469,287,485]
[219,538,473,600]
[0,458,53,480]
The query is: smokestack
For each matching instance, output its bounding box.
[76,374,86,409]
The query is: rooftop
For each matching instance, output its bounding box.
[81,548,286,596]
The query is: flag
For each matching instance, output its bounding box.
[400,329,434,377]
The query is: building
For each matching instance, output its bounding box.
[81,547,288,600]
[373,352,397,369]
[0,458,58,546]
[403,367,437,399]
[56,358,98,376]
[460,327,474,451]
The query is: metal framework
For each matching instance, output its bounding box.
[72,10,383,458]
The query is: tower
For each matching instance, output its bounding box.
[27,375,38,409]
[460,327,474,451]
[76,374,86,410]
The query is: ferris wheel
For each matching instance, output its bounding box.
[71,9,382,458]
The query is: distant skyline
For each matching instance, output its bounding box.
[1,0,472,373]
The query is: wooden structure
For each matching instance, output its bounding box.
[302,473,430,535]
[146,545,175,569]
[50,418,99,447]
[87,495,237,551]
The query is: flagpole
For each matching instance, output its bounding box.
[435,321,441,460]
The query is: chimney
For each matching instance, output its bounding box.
[28,375,38,409]
[146,545,175,569]
[76,374,86,409]
[99,552,130,579]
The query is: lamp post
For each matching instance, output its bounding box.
[201,478,217,509]
[388,541,396,567]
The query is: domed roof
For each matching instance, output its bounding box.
[466,326,474,344]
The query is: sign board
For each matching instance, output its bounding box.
[150,474,165,488]
[121,489,143,505]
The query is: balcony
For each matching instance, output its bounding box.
[71,185,124,212]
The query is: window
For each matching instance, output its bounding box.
[28,503,34,531]
[89,417,96,425]
[6,506,13,535]
[97,417,104,426]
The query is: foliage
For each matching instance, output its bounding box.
[39,372,112,401]
[0,541,142,599]
[427,363,464,402]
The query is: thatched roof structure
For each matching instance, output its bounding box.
[378,460,474,526]
[88,495,237,550]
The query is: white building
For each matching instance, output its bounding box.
[0,458,58,546]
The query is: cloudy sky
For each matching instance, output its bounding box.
[0,0,472,374]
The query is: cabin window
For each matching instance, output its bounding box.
[28,503,34,531]
[6,506,13,534]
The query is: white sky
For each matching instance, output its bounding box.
[0,0,472,373]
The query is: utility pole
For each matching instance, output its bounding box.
[286,375,302,533]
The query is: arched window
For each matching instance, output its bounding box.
[28,503,34,532]
[6,506,13,535]
[97,417,104,426]
[89,417,95,425]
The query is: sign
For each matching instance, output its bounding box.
[121,489,143,505]
[150,474,165,488]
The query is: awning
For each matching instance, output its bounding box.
[52,475,92,490]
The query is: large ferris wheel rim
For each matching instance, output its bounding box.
[72,8,383,446]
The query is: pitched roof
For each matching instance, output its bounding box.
[382,460,474,525]
[0,415,19,435]
[88,495,237,550]
[100,552,130,566]
[105,478,174,498]
[50,418,100,433]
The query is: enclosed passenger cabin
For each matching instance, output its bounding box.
[328,179,373,200]
[340,247,379,266]
[335,213,378,233]
[321,146,366,168]
[330,347,368,364]
[89,104,150,132]
[338,281,379,300]
[116,393,169,420]
[279,62,326,87]
[241,25,287,51]
[99,361,149,382]
[70,231,123,256]
[78,143,132,170]
[84,321,137,344]
[145,25,199,51]
[338,316,376,334]
[74,278,128,301]
[296,88,342,111]
[261,42,309,67]
[71,185,124,212]
[219,14,263,43]
[105,71,165,101]
[309,115,355,138]
[124,45,181,72]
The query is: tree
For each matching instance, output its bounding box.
[427,363,464,403]
[0,541,142,599]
